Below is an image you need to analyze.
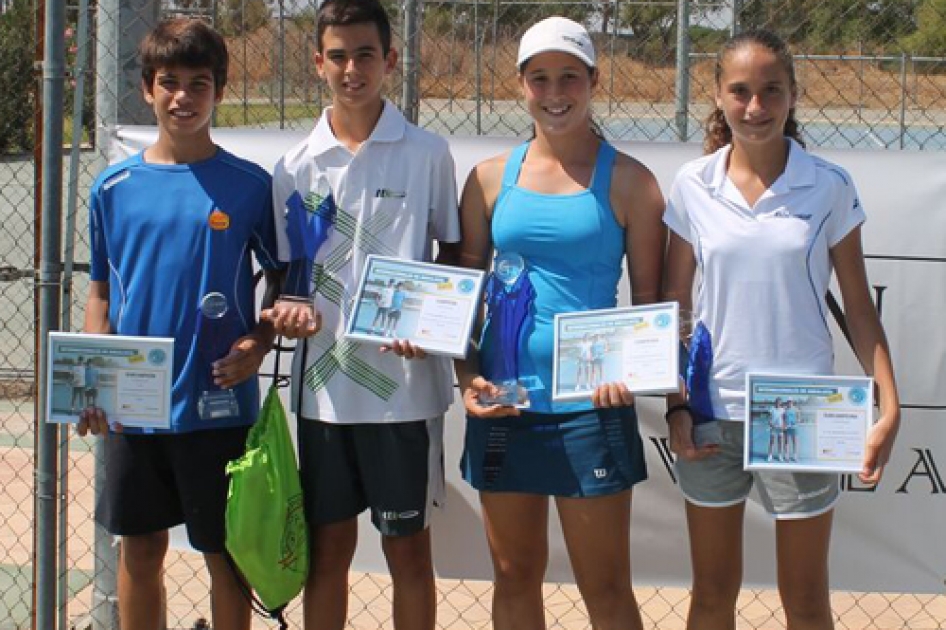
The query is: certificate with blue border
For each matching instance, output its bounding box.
[46,332,174,429]
[744,373,874,473]
[552,302,680,401]
[345,255,485,359]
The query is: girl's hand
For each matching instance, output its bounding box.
[462,376,521,418]
[591,382,634,408]
[667,408,719,461]
[859,411,900,484]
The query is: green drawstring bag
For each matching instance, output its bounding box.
[225,386,308,617]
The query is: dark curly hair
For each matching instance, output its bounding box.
[703,29,804,155]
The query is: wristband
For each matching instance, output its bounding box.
[664,403,691,422]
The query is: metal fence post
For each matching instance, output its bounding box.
[95,0,159,145]
[898,51,908,149]
[92,2,159,628]
[474,0,481,134]
[278,0,286,129]
[608,0,619,116]
[61,1,94,624]
[91,443,120,630]
[731,0,743,36]
[489,0,498,112]
[36,0,66,627]
[401,0,423,124]
[675,0,691,141]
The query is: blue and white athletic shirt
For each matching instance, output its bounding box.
[89,149,281,433]
[664,139,866,422]
[272,101,460,424]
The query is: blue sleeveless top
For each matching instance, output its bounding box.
[481,141,625,413]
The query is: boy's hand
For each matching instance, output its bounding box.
[213,334,269,388]
[591,382,634,408]
[380,339,428,359]
[77,406,121,436]
[261,297,321,339]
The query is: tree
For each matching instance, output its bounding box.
[737,0,917,52]
[171,0,272,36]
[218,0,272,36]
[621,1,677,63]
[619,0,714,64]
[0,0,35,153]
[901,0,946,54]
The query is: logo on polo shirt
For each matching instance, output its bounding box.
[773,209,812,220]
[375,188,406,199]
[208,208,230,230]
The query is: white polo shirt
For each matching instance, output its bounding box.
[273,101,460,424]
[664,139,865,422]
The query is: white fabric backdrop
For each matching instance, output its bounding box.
[111,127,946,594]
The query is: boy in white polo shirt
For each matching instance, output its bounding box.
[262,0,460,627]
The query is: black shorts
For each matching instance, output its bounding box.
[297,417,444,537]
[96,426,250,552]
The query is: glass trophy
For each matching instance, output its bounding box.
[685,317,720,448]
[196,292,241,420]
[479,252,533,407]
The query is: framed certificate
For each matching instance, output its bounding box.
[552,302,680,401]
[46,332,174,429]
[744,373,874,473]
[345,255,485,358]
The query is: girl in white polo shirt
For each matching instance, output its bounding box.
[662,30,900,629]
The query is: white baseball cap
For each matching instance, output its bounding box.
[517,16,596,70]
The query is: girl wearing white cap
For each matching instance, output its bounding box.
[455,16,665,630]
[663,30,900,629]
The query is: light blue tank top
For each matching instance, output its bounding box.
[484,141,625,413]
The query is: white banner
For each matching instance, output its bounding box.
[111,127,946,594]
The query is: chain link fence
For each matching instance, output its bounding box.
[3,0,946,628]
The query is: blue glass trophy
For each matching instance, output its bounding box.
[479,252,535,407]
[685,318,720,448]
[196,292,240,420]
[284,176,337,294]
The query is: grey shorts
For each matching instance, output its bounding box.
[675,421,839,519]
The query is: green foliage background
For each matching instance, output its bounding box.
[0,0,35,154]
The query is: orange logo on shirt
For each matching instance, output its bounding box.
[209,209,230,230]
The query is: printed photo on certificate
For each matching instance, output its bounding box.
[345,255,485,358]
[552,302,679,401]
[46,332,174,429]
[744,373,874,473]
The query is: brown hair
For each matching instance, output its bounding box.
[139,18,228,92]
[703,29,804,154]
[316,0,392,55]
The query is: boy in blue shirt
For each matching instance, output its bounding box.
[78,18,281,629]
